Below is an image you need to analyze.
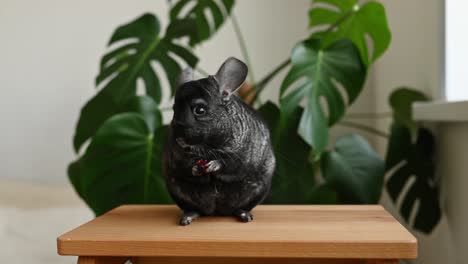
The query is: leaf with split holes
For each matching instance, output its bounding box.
[309,0,391,65]
[258,102,317,204]
[69,108,172,216]
[73,14,198,152]
[385,123,440,233]
[280,38,366,154]
[97,13,198,102]
[321,134,384,204]
[166,0,235,46]
[386,87,439,233]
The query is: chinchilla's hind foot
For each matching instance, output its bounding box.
[234,210,254,223]
[179,211,200,226]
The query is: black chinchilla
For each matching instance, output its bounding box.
[163,57,275,226]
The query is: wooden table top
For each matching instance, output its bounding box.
[57,205,417,259]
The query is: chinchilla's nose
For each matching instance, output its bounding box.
[171,120,186,128]
[171,120,190,138]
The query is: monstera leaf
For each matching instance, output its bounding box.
[386,123,440,233]
[73,13,198,152]
[97,13,198,102]
[389,87,429,137]
[280,38,366,154]
[308,184,338,204]
[258,102,317,204]
[321,134,384,204]
[69,96,172,216]
[385,88,439,233]
[167,0,235,46]
[309,0,391,65]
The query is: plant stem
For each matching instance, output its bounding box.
[249,58,291,103]
[159,106,172,112]
[338,121,389,138]
[143,134,154,203]
[247,5,355,104]
[196,67,210,77]
[231,13,256,85]
[323,9,355,34]
[346,112,392,119]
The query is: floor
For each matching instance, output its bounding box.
[0,180,93,264]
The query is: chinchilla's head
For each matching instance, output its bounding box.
[171,57,248,149]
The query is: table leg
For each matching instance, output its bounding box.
[77,256,130,264]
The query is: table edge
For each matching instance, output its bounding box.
[57,237,418,259]
[57,205,417,259]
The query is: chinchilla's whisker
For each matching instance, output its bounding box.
[222,148,242,162]
[214,150,228,166]
[219,149,234,161]
[215,151,224,162]
[218,149,242,167]
[209,149,219,161]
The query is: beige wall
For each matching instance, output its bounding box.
[0,0,313,184]
[0,0,378,185]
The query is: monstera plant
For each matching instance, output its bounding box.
[69,0,441,233]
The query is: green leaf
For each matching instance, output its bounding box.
[385,123,440,233]
[69,110,172,216]
[166,0,235,46]
[321,134,384,204]
[389,87,429,137]
[73,13,197,152]
[309,0,391,65]
[308,184,338,204]
[73,94,162,152]
[258,102,316,204]
[280,38,366,154]
[97,13,198,103]
[73,91,119,152]
[123,95,162,132]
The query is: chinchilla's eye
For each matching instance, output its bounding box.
[193,105,207,116]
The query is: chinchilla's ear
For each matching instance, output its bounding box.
[177,67,194,87]
[214,57,248,99]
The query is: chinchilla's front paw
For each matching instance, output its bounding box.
[204,160,222,173]
[192,164,203,176]
[192,159,222,176]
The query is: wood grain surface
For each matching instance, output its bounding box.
[132,257,366,264]
[58,205,417,259]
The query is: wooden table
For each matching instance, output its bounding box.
[57,205,417,264]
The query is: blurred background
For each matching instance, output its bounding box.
[2,0,467,263]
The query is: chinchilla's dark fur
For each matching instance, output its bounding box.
[163,57,275,225]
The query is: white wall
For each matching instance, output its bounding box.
[373,0,444,154]
[0,0,313,184]
[372,1,467,264]
[437,122,468,264]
